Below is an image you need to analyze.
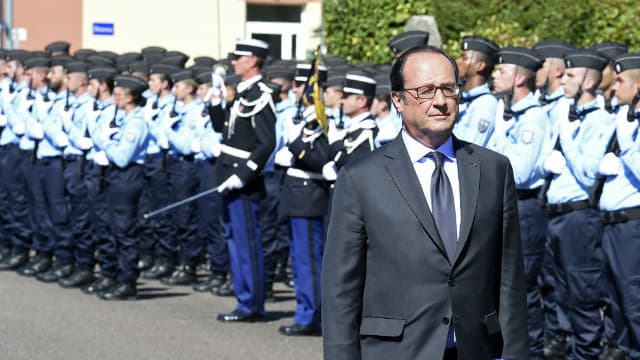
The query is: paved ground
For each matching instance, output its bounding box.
[0,271,322,360]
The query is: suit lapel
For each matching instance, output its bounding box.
[384,135,448,260]
[452,137,480,266]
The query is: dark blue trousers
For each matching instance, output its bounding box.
[167,157,199,266]
[227,197,264,315]
[21,153,47,256]
[40,157,73,264]
[602,219,640,359]
[64,158,92,270]
[139,154,175,262]
[261,168,290,285]
[518,198,547,359]
[106,164,144,283]
[548,208,605,359]
[195,159,227,274]
[0,146,31,255]
[85,162,115,278]
[289,217,323,327]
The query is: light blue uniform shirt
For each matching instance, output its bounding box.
[489,93,549,189]
[375,112,402,147]
[265,97,297,173]
[63,92,93,156]
[166,99,202,155]
[102,106,148,168]
[599,109,640,211]
[38,91,72,159]
[536,88,570,178]
[546,100,615,204]
[145,93,176,155]
[453,83,498,147]
[0,82,29,146]
[199,118,222,160]
[86,97,116,161]
[19,87,56,151]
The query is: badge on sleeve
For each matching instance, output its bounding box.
[478,119,490,133]
[520,130,534,144]
[126,132,137,143]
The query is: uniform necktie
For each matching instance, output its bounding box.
[429,151,457,261]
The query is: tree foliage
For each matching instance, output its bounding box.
[323,0,640,64]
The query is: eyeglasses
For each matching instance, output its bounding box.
[401,83,460,101]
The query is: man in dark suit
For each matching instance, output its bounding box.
[321,46,529,360]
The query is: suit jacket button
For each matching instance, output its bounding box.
[303,180,308,186]
[233,163,238,168]
[441,317,450,325]
[448,279,456,287]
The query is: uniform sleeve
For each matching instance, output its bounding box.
[321,166,367,360]
[620,139,640,181]
[289,135,331,173]
[562,119,614,187]
[66,105,89,150]
[42,106,69,148]
[234,102,276,183]
[208,103,227,133]
[468,95,498,147]
[104,119,147,168]
[166,110,198,154]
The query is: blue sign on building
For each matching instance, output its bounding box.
[93,23,114,36]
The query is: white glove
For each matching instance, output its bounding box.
[144,106,160,121]
[93,150,109,166]
[30,122,44,140]
[211,72,225,97]
[559,118,580,140]
[56,133,69,148]
[287,121,304,144]
[616,113,639,151]
[0,114,7,127]
[274,147,294,167]
[211,142,221,157]
[217,174,244,193]
[322,161,338,181]
[543,150,566,174]
[327,126,347,145]
[157,136,169,150]
[78,137,93,151]
[598,152,623,176]
[190,138,202,154]
[13,121,25,136]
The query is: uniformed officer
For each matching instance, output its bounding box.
[13,57,56,277]
[81,67,120,294]
[93,75,149,300]
[209,38,276,322]
[596,52,640,360]
[322,73,377,180]
[276,105,329,336]
[453,35,499,147]
[592,42,629,113]
[0,50,34,271]
[388,30,430,59]
[190,70,230,295]
[541,49,613,359]
[323,67,349,131]
[45,41,70,57]
[140,63,180,278]
[159,68,202,285]
[530,38,575,359]
[489,47,549,359]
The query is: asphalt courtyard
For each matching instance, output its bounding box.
[0,270,322,360]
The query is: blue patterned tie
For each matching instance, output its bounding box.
[429,151,457,261]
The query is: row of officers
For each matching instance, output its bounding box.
[0,31,639,356]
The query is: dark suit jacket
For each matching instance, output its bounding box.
[321,134,529,360]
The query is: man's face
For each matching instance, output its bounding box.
[66,72,85,93]
[6,60,19,78]
[612,71,638,105]
[392,52,459,140]
[535,58,552,89]
[323,86,343,108]
[148,73,165,95]
[47,65,66,91]
[561,67,587,98]
[292,80,305,99]
[88,78,101,98]
[491,63,517,94]
[173,81,191,101]
[114,86,129,108]
[600,64,615,91]
[196,83,210,101]
[231,54,256,78]
[341,94,362,116]
[456,50,476,78]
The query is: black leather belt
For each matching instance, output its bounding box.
[547,200,591,215]
[169,154,195,162]
[63,154,82,162]
[601,206,640,224]
[516,188,540,200]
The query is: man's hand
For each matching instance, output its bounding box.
[190,138,202,154]
[274,147,294,167]
[93,151,109,166]
[30,122,44,140]
[598,152,622,176]
[543,150,566,174]
[78,137,94,151]
[322,161,338,181]
[217,174,244,193]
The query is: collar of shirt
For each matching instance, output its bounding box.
[99,97,115,108]
[347,111,372,127]
[74,92,93,106]
[546,86,564,101]
[576,99,600,113]
[402,129,456,163]
[461,82,491,99]
[511,92,539,113]
[236,74,263,94]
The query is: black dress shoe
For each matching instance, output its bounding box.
[58,269,96,288]
[0,247,10,262]
[160,265,196,285]
[17,255,52,276]
[193,274,226,292]
[543,338,566,360]
[137,254,155,271]
[212,279,234,296]
[278,323,322,336]
[97,282,137,300]
[217,310,264,323]
[35,263,74,283]
[0,252,29,270]
[81,277,116,294]
[142,261,174,279]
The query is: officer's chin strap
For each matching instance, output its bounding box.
[627,90,640,122]
[538,65,551,105]
[459,51,475,92]
[604,90,616,113]
[568,69,589,122]
[501,67,519,121]
[93,89,100,111]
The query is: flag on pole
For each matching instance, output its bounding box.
[302,45,328,135]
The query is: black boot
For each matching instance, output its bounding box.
[160,265,196,285]
[35,262,74,283]
[58,269,96,288]
[193,273,226,292]
[17,254,52,276]
[97,281,137,300]
[142,260,174,279]
[0,252,29,271]
[81,277,116,294]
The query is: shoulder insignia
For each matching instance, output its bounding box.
[126,132,137,143]
[478,119,490,133]
[520,130,533,144]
